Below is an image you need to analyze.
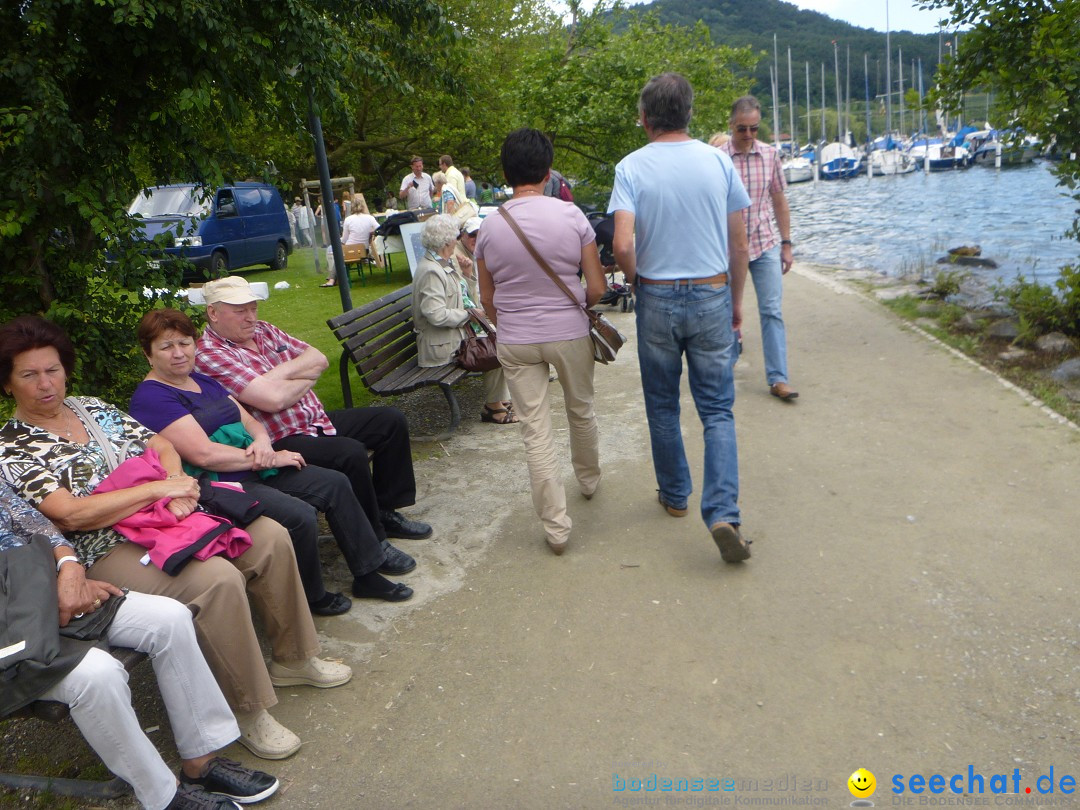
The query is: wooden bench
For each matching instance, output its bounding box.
[0,648,147,799]
[327,286,470,441]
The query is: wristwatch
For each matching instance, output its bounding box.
[781,239,793,247]
[56,555,81,573]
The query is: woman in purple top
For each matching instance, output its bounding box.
[129,309,417,610]
[475,128,606,556]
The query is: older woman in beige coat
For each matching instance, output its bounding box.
[412,215,517,424]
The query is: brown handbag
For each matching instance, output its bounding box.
[497,206,625,364]
[454,312,501,372]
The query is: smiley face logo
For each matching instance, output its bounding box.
[848,768,876,798]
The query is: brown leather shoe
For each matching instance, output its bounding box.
[770,382,799,401]
[658,492,688,517]
[710,523,751,563]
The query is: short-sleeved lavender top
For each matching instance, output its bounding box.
[474,196,596,344]
[130,372,247,483]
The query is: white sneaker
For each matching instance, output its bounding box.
[235,710,301,760]
[268,657,352,689]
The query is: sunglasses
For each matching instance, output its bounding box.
[734,124,760,134]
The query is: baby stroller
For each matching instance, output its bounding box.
[587,211,634,312]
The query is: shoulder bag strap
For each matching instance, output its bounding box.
[65,397,120,472]
[467,311,495,336]
[498,205,591,316]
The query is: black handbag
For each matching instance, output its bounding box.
[59,590,127,641]
[454,312,501,372]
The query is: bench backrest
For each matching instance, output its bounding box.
[327,287,417,387]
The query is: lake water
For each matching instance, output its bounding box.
[786,161,1079,285]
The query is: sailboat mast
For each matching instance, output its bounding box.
[845,44,851,142]
[918,58,926,133]
[805,61,813,145]
[885,0,893,136]
[833,41,842,142]
[772,35,781,148]
[788,47,796,152]
[898,46,905,135]
[770,65,780,148]
[821,63,826,141]
[864,52,871,148]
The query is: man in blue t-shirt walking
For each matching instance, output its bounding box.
[609,72,753,563]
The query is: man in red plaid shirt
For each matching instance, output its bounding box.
[720,95,799,402]
[194,277,434,549]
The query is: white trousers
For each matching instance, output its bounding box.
[39,591,240,810]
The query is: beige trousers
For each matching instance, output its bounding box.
[87,516,320,713]
[497,336,600,544]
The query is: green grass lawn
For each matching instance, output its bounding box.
[238,245,412,411]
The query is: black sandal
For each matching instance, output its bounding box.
[482,405,519,425]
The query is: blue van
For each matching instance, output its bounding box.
[128,182,292,278]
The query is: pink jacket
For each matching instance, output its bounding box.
[93,449,252,575]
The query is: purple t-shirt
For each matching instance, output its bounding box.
[474,196,596,344]
[129,372,247,482]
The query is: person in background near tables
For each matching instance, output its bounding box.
[432,172,479,225]
[454,216,481,276]
[476,128,606,556]
[452,217,497,400]
[399,155,435,210]
[462,167,477,201]
[439,155,468,202]
[292,197,312,247]
[413,215,517,426]
[321,193,381,287]
[0,316,352,761]
[542,168,573,201]
[0,483,280,810]
[608,72,753,563]
[431,171,454,215]
[719,95,798,402]
[129,309,416,605]
[194,276,434,545]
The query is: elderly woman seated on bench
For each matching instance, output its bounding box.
[0,483,278,810]
[412,214,518,425]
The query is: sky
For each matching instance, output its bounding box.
[786,0,951,34]
[591,0,952,34]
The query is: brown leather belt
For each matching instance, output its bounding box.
[636,273,728,286]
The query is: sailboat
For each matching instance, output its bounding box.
[969,129,1041,166]
[868,146,917,175]
[781,46,813,184]
[819,139,861,179]
[783,157,814,183]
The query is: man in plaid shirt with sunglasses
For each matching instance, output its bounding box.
[720,95,799,402]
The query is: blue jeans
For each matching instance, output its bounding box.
[635,280,740,528]
[749,246,788,385]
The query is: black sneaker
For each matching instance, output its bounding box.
[378,541,417,575]
[167,783,241,809]
[379,509,433,540]
[180,757,280,804]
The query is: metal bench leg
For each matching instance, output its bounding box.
[0,771,132,800]
[409,383,462,443]
[339,350,355,408]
